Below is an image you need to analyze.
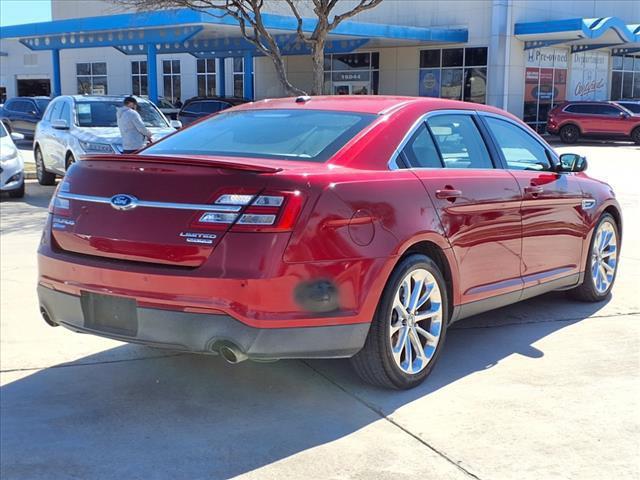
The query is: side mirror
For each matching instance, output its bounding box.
[558,153,587,173]
[52,119,69,130]
[10,132,24,141]
[619,111,629,119]
[169,119,182,129]
[29,110,38,116]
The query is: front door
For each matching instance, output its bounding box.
[400,113,524,306]
[480,115,586,289]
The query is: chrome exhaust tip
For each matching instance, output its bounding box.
[218,344,248,364]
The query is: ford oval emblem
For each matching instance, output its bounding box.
[110,194,138,211]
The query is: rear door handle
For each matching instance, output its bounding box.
[524,185,544,196]
[435,189,463,200]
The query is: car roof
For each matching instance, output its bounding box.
[234,95,513,117]
[184,96,247,104]
[9,96,50,101]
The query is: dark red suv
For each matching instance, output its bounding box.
[547,101,640,144]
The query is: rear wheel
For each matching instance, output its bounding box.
[65,153,76,171]
[35,146,56,186]
[351,254,448,389]
[559,124,579,144]
[569,213,619,302]
[632,127,640,146]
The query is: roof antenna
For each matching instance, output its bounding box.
[295,95,311,103]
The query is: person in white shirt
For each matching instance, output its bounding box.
[116,96,153,154]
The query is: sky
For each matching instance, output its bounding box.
[0,0,51,27]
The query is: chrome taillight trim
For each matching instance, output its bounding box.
[57,192,244,212]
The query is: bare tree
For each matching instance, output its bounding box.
[112,0,384,96]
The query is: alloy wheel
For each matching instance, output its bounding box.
[389,268,443,374]
[591,220,618,294]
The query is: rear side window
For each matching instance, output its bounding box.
[565,104,592,114]
[401,124,442,168]
[183,102,201,114]
[145,109,377,162]
[201,101,230,113]
[426,114,493,169]
[484,117,551,171]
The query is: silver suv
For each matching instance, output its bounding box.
[33,95,180,185]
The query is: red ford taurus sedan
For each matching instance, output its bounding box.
[38,96,622,389]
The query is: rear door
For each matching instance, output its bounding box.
[479,113,586,289]
[400,112,523,305]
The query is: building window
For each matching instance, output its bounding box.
[611,54,640,100]
[523,47,568,133]
[232,58,245,97]
[419,47,487,103]
[162,60,181,104]
[76,62,108,95]
[323,52,379,95]
[197,59,216,97]
[131,61,148,96]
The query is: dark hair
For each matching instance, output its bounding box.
[123,96,138,105]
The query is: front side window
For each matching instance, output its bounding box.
[77,62,108,95]
[401,124,442,168]
[426,114,493,169]
[145,109,376,162]
[484,117,551,171]
[45,100,62,121]
[75,101,167,128]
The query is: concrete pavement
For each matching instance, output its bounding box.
[1,143,639,480]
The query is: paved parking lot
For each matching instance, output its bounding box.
[1,143,639,480]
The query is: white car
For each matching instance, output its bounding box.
[33,95,180,185]
[0,122,25,198]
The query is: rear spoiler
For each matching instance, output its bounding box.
[83,154,282,173]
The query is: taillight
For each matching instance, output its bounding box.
[48,179,71,216]
[191,190,304,232]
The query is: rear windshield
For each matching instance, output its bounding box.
[75,101,168,128]
[144,109,377,162]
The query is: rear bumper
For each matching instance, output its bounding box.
[38,285,369,359]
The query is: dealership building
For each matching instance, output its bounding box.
[0,0,638,131]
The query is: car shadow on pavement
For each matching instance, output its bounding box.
[0,184,55,235]
[0,292,610,479]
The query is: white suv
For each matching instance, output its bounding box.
[33,95,180,185]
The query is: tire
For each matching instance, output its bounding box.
[569,213,620,302]
[8,181,25,198]
[351,254,449,389]
[65,153,76,171]
[34,146,56,186]
[559,124,579,144]
[632,127,640,146]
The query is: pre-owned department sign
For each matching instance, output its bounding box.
[568,51,609,101]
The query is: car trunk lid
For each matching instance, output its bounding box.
[50,155,281,267]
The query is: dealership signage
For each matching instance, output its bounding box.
[568,51,609,101]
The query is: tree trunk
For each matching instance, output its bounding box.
[310,39,326,96]
[270,53,306,96]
